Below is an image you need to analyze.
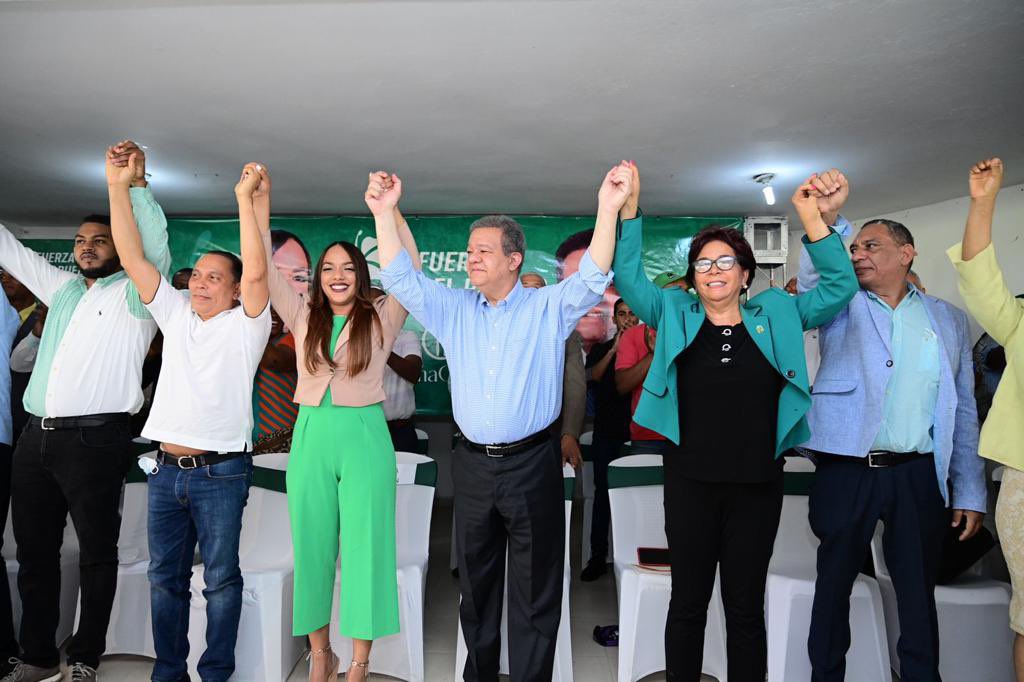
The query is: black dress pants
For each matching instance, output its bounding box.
[11,419,132,669]
[807,454,948,682]
[452,439,565,682]
[588,435,624,562]
[387,420,419,454]
[663,458,783,682]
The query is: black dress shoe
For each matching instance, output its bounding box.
[580,557,608,581]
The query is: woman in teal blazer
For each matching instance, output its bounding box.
[608,165,858,681]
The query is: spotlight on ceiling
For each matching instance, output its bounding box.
[753,172,776,206]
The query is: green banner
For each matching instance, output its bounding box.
[23,213,740,415]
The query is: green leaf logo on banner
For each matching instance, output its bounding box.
[353,228,381,283]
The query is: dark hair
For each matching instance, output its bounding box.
[270,229,311,264]
[80,214,111,227]
[860,218,914,247]
[613,297,628,313]
[303,241,382,377]
[205,250,243,283]
[469,215,526,272]
[555,229,593,280]
[173,267,193,279]
[685,226,756,288]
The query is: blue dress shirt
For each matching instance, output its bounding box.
[867,285,940,453]
[380,248,612,444]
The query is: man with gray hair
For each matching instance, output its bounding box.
[374,165,631,681]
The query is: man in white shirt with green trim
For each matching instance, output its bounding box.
[0,141,170,682]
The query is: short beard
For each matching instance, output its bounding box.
[78,257,123,280]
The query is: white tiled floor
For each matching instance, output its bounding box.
[93,499,709,681]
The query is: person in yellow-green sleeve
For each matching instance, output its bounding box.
[948,156,1024,680]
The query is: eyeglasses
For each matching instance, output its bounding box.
[693,256,737,273]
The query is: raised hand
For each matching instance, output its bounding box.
[105,144,139,188]
[364,171,402,216]
[962,158,1004,259]
[969,157,1003,202]
[598,161,633,216]
[621,160,640,220]
[253,164,271,201]
[235,162,264,199]
[792,176,829,241]
[808,168,848,225]
[108,140,147,186]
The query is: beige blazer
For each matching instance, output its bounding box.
[263,232,408,407]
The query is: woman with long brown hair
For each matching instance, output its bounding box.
[252,167,421,682]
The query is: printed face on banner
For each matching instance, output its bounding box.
[558,246,618,352]
[272,236,312,296]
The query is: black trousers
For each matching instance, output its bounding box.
[452,439,564,682]
[11,420,132,668]
[663,458,783,682]
[0,443,16,661]
[387,420,419,454]
[808,455,947,682]
[588,434,624,561]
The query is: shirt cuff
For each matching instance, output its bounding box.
[800,226,844,246]
[618,212,643,238]
[129,185,156,205]
[947,240,996,268]
[379,248,413,289]
[577,249,613,294]
[831,214,853,238]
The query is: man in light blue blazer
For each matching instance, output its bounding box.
[797,170,986,682]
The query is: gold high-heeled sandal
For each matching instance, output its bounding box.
[306,644,340,681]
[348,658,370,680]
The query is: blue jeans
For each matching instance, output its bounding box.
[147,455,253,682]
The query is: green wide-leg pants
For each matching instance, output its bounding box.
[286,400,399,640]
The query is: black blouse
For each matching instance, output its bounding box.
[673,318,784,482]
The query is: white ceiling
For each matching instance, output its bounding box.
[1,0,1023,228]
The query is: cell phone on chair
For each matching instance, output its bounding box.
[637,547,670,566]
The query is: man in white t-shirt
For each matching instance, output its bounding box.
[371,287,423,453]
[107,155,272,682]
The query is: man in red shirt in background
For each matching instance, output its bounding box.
[615,271,689,454]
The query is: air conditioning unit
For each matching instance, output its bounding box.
[744,216,788,265]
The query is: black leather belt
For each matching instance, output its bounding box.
[461,430,550,458]
[30,413,130,431]
[818,450,932,469]
[157,449,244,470]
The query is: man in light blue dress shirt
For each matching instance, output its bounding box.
[797,170,986,682]
[375,166,630,681]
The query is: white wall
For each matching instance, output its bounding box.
[787,182,1024,338]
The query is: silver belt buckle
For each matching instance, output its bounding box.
[867,452,885,468]
[484,445,504,458]
[177,456,198,470]
[40,417,56,431]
